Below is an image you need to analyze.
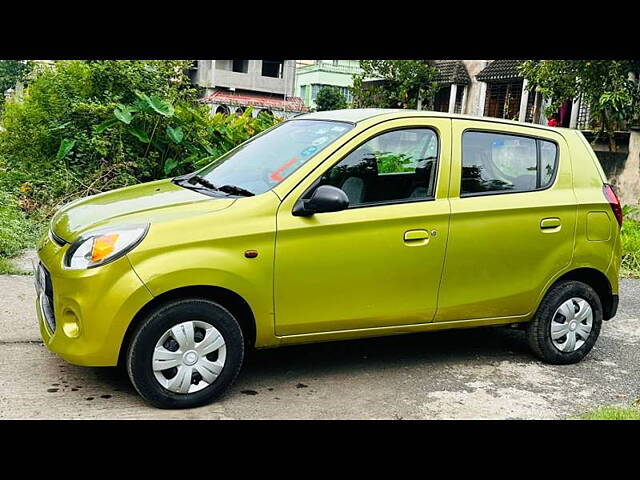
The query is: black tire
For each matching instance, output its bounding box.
[526,280,602,365]
[126,298,244,409]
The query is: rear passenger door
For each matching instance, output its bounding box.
[435,120,577,322]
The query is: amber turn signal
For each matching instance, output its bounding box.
[91,234,119,262]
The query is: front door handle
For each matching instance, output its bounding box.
[540,217,561,232]
[404,229,430,245]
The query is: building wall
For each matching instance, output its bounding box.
[461,60,490,117]
[192,60,296,97]
[295,60,362,109]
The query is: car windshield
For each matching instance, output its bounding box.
[191,119,354,196]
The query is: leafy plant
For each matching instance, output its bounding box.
[351,60,441,110]
[0,60,33,109]
[0,60,281,222]
[0,60,200,215]
[0,191,37,258]
[95,95,280,179]
[519,60,640,152]
[315,86,347,111]
[376,152,416,173]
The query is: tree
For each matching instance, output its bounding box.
[351,60,440,110]
[314,86,347,111]
[0,60,33,108]
[520,60,640,205]
[519,60,640,152]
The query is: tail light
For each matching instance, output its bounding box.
[603,184,623,227]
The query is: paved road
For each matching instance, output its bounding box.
[1,273,638,419]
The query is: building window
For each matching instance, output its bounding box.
[433,86,451,112]
[342,87,353,104]
[215,60,232,71]
[311,84,322,100]
[262,60,284,78]
[576,97,592,130]
[215,105,230,115]
[524,91,536,123]
[454,86,465,114]
[232,60,248,73]
[484,81,524,120]
[300,85,308,101]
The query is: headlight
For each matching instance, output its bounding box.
[64,224,149,270]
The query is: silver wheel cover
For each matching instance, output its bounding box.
[152,320,227,394]
[550,297,593,353]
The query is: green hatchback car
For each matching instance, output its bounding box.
[36,109,622,409]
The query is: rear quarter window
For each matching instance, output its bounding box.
[461,130,558,196]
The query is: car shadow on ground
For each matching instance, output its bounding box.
[85,325,534,398]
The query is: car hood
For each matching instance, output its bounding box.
[50,179,235,242]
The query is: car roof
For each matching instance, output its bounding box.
[293,108,577,136]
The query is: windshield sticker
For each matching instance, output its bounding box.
[270,156,299,182]
[311,136,329,147]
[330,126,347,132]
[301,146,318,157]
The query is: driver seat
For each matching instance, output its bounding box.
[338,145,378,205]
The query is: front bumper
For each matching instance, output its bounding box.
[36,232,154,366]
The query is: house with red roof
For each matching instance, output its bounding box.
[189,60,308,118]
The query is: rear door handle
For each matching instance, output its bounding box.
[540,217,561,232]
[404,229,430,245]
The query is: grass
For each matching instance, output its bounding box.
[621,207,640,278]
[581,405,640,420]
[0,256,31,275]
[0,191,42,275]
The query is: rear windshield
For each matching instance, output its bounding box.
[196,119,354,195]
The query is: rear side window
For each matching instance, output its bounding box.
[461,131,558,196]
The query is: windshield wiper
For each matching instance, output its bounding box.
[188,175,219,191]
[174,174,220,192]
[174,174,254,197]
[217,184,254,197]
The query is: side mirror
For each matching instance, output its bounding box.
[292,185,349,217]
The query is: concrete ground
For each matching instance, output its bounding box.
[1,266,638,419]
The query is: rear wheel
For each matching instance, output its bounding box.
[126,298,244,409]
[526,281,602,365]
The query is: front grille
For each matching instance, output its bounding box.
[38,263,56,333]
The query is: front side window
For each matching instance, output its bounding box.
[461,131,558,196]
[195,120,354,195]
[313,128,439,207]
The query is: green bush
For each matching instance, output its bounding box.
[621,205,640,277]
[0,191,36,258]
[94,96,279,179]
[0,60,196,215]
[0,60,280,221]
[314,86,347,111]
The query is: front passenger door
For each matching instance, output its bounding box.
[274,119,452,336]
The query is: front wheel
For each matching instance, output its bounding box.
[126,298,245,409]
[526,280,602,365]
